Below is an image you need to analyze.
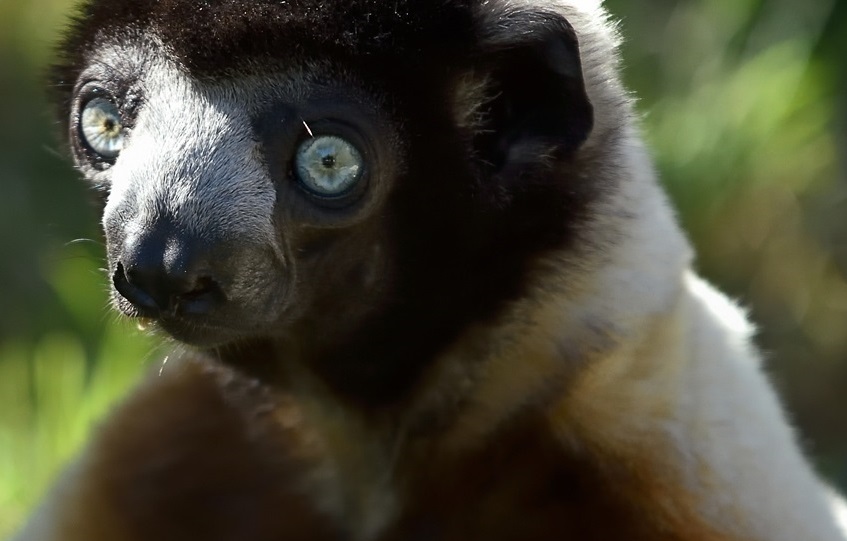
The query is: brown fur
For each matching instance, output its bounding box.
[46,347,747,541]
[53,359,340,541]
[391,416,734,541]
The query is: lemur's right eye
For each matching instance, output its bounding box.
[79,97,125,159]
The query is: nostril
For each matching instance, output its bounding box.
[120,256,177,312]
[182,275,218,299]
[113,262,160,313]
[172,275,224,315]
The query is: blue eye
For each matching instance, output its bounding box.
[294,135,363,197]
[80,97,125,159]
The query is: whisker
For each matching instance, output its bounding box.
[64,238,103,248]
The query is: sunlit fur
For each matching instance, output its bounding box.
[14,0,847,540]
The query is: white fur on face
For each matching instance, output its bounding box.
[96,52,283,248]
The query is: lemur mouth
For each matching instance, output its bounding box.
[150,314,250,348]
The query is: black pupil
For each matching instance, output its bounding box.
[104,118,115,131]
[321,154,336,168]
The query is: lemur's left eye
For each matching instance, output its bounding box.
[294,135,363,198]
[80,97,125,159]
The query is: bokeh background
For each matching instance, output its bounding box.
[0,0,845,536]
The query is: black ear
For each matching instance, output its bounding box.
[473,10,594,174]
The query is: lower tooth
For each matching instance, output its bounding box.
[136,318,153,331]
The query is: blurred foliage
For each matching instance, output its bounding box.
[0,0,845,537]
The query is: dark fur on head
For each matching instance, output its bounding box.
[52,0,601,407]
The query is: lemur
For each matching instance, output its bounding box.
[13,0,847,540]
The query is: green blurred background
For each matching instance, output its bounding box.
[0,0,845,536]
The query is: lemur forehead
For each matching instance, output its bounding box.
[82,40,381,111]
[67,0,480,77]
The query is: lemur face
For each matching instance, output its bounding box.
[56,1,598,395]
[70,46,402,346]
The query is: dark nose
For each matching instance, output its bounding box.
[113,229,223,316]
